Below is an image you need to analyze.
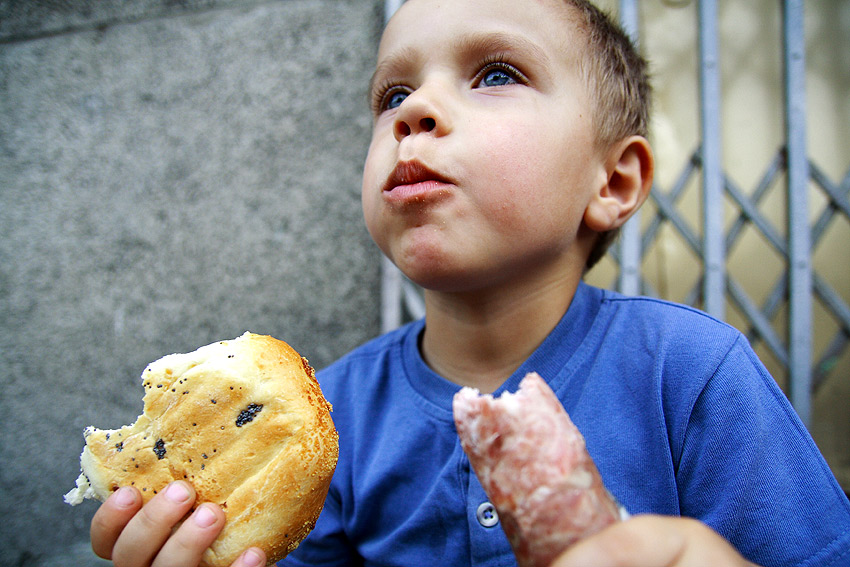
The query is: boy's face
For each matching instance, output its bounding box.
[362,0,607,293]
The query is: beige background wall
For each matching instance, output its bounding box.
[586,0,849,490]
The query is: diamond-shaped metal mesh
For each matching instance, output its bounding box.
[610,149,850,413]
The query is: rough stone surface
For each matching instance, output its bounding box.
[0,1,384,564]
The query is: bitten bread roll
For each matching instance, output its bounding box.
[65,332,339,567]
[453,372,624,567]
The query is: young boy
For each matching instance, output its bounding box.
[90,1,850,566]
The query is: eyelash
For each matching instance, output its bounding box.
[473,55,529,88]
[371,80,408,115]
[370,55,530,115]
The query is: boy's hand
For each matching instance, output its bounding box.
[551,515,759,567]
[90,481,266,567]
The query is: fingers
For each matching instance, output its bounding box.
[91,486,143,559]
[155,511,265,567]
[108,481,199,567]
[90,480,257,567]
[552,515,754,567]
[149,502,227,567]
[230,548,267,567]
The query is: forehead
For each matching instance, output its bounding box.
[376,0,585,68]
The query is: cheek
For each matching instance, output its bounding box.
[360,147,385,244]
[474,121,581,230]
[361,136,386,212]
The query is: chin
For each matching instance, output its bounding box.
[386,257,461,293]
[383,237,499,294]
[397,263,456,292]
[402,262,508,296]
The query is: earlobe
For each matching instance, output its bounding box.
[583,136,654,233]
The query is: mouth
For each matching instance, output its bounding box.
[382,160,453,201]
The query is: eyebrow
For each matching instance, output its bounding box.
[370,45,421,95]
[454,31,551,69]
[369,30,552,93]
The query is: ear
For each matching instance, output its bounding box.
[583,135,654,233]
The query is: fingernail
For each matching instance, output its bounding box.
[165,481,191,503]
[242,549,264,567]
[193,504,218,528]
[114,486,137,508]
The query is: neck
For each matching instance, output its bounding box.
[420,268,583,394]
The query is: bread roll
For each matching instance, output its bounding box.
[65,332,338,567]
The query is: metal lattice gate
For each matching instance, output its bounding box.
[379,0,850,428]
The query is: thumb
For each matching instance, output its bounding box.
[551,515,754,567]
[552,515,686,567]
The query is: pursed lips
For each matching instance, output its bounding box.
[382,160,453,204]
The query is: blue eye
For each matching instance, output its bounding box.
[475,62,527,89]
[386,90,409,110]
[371,84,411,114]
[481,69,516,87]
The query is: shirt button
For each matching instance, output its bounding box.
[476,502,499,527]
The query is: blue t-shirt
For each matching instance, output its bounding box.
[281,283,850,567]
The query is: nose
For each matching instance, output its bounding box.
[393,83,450,142]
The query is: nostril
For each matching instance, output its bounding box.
[394,116,437,140]
[396,122,411,138]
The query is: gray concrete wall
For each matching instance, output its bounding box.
[0,1,384,565]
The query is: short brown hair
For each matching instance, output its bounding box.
[562,0,651,269]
